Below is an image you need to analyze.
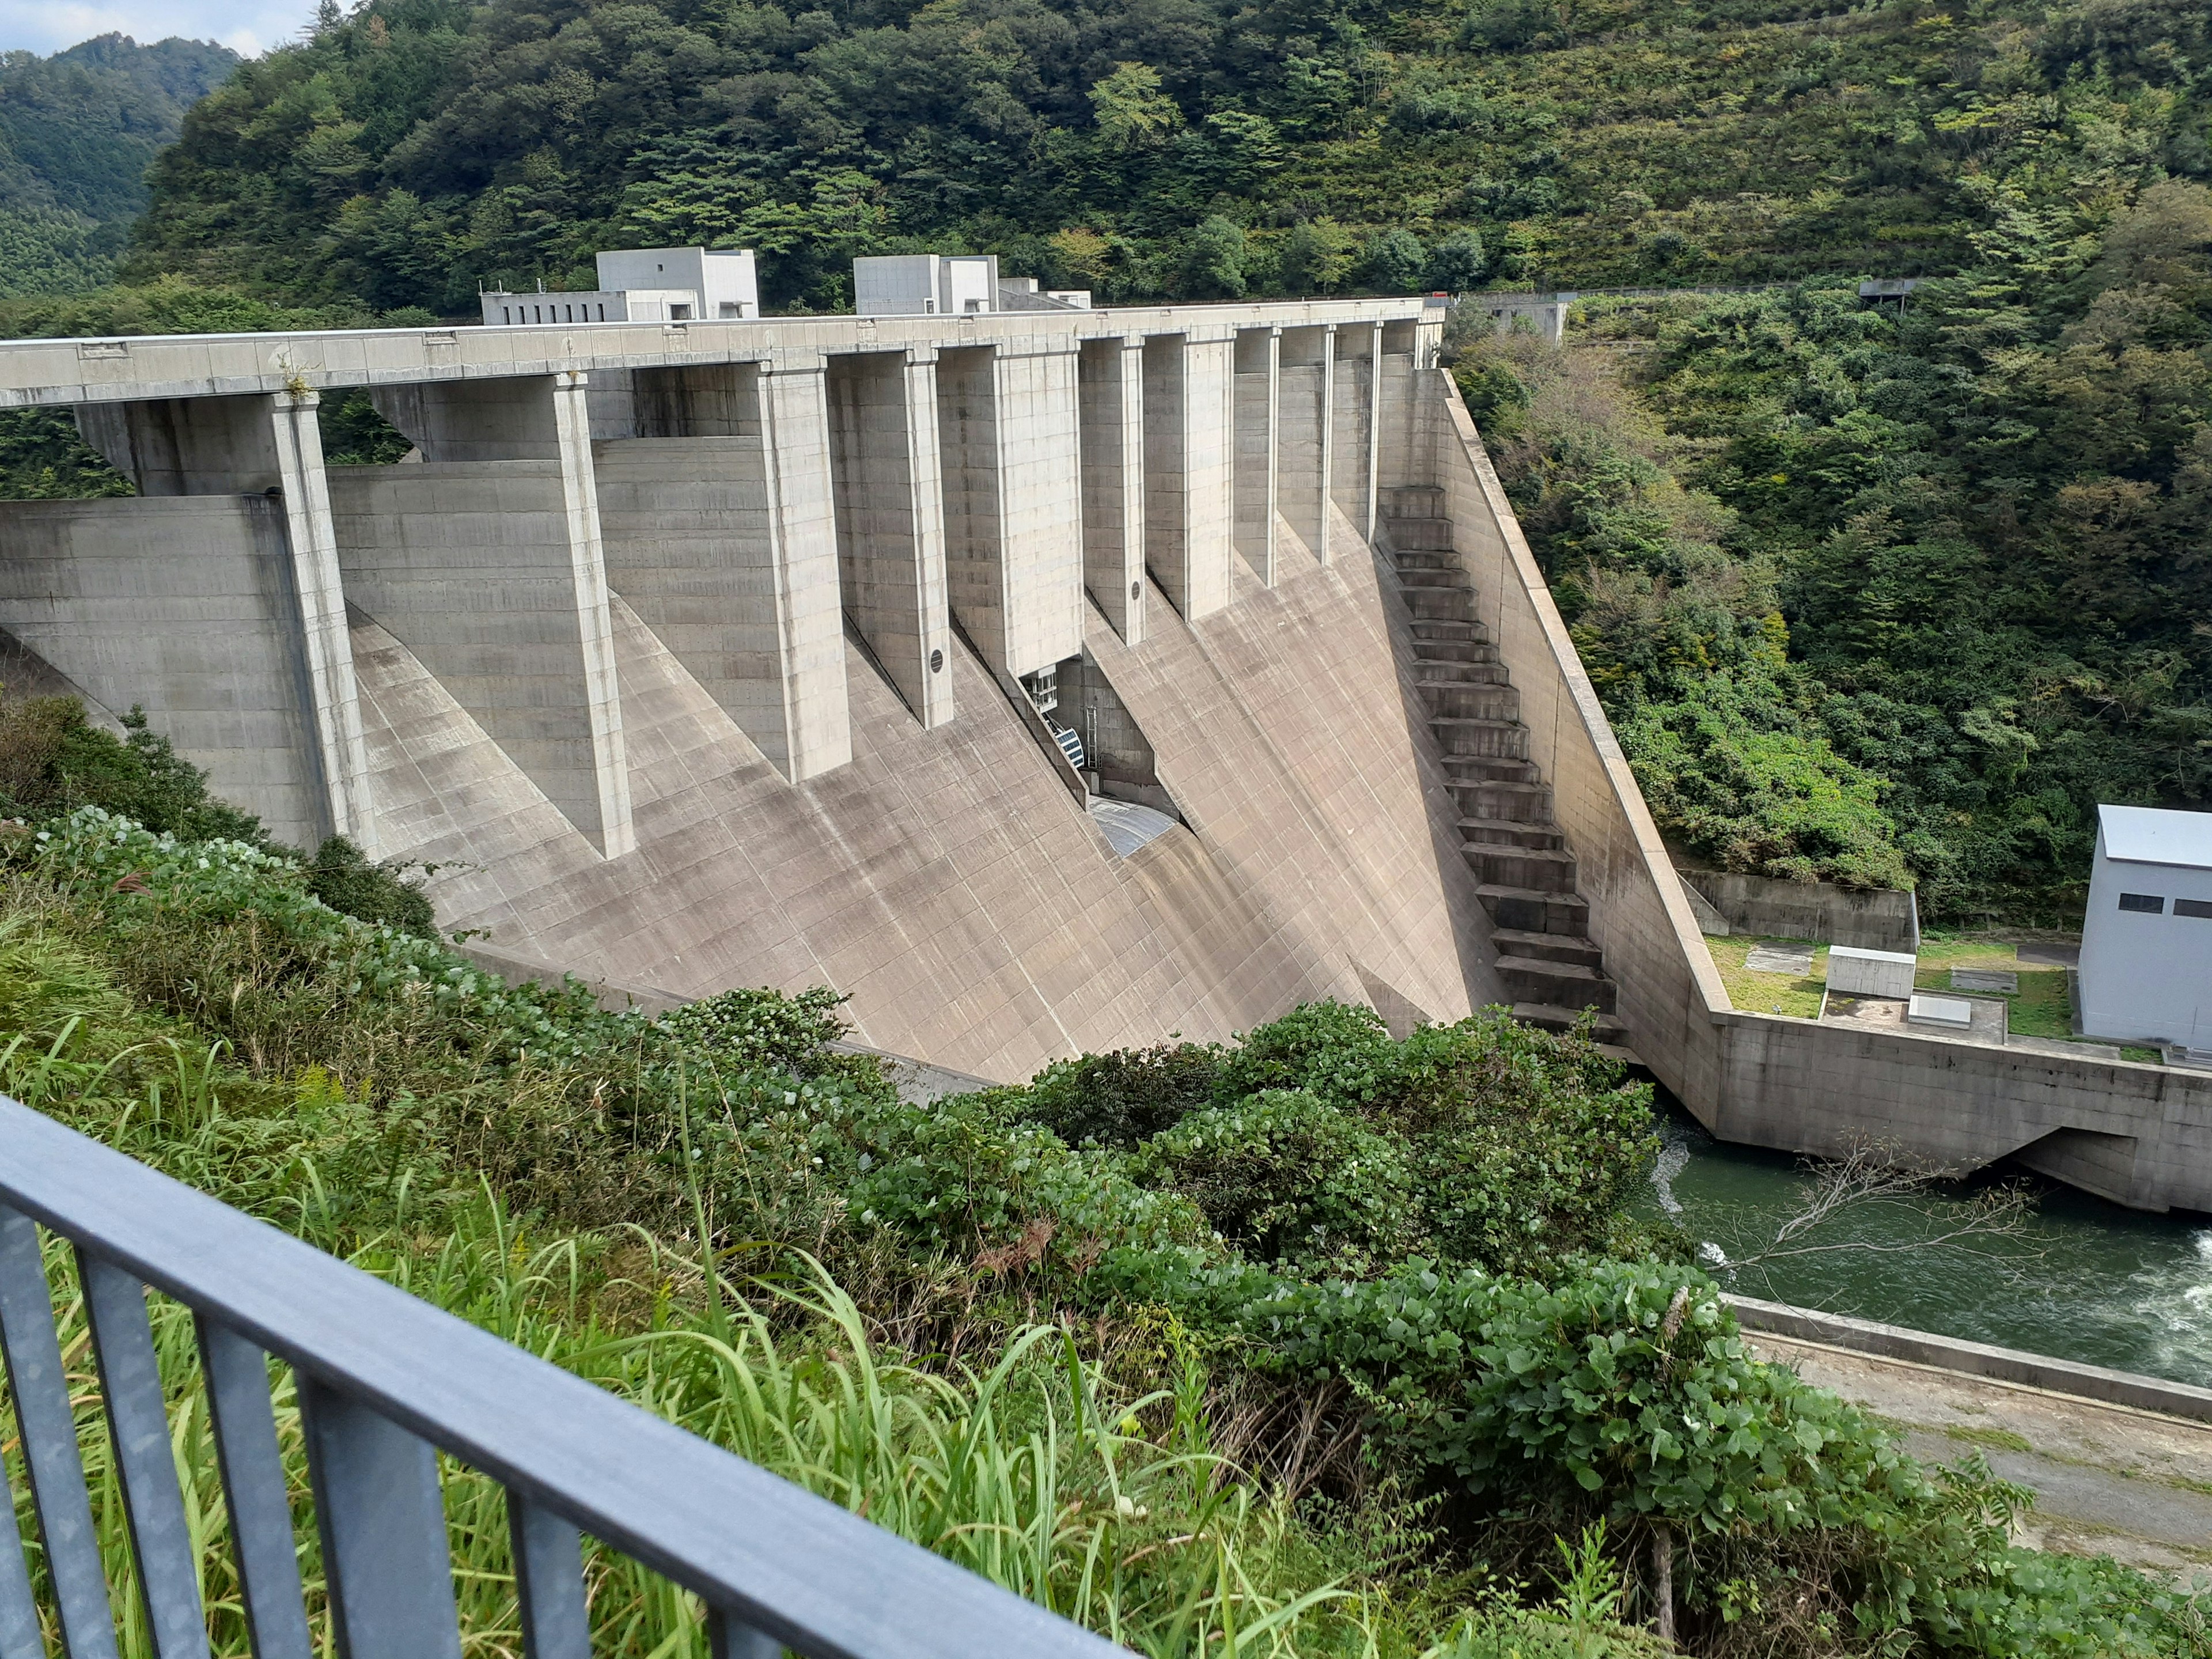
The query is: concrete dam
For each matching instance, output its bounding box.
[1,298,2209,1213]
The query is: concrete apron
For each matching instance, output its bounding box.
[1732,1297,2212,1580]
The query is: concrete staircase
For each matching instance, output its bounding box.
[1377,485,1625,1044]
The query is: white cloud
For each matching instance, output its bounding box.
[0,0,318,58]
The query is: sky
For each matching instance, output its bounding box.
[0,0,316,58]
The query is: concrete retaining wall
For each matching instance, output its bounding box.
[1681,867,1919,950]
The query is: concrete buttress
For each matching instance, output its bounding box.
[594,355,851,781]
[1142,330,1236,619]
[935,340,1083,677]
[1077,338,1145,645]
[338,372,635,857]
[825,349,954,726]
[0,391,374,851]
[1332,323,1382,544]
[1232,328,1279,587]
[1276,327,1331,567]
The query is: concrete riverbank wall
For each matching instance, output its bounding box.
[2,302,2209,1207]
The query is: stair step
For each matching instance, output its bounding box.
[1447,777,1551,816]
[1513,1002,1629,1043]
[1443,755,1543,785]
[1392,550,1459,571]
[1463,843,1579,892]
[1457,815,1566,850]
[1414,660,1511,685]
[1409,592,1478,621]
[1383,514,1455,550]
[1430,717,1530,759]
[1478,884,1589,936]
[1381,485,1446,516]
[1488,926,1604,967]
[1497,956,1618,1014]
[1398,568,1468,589]
[1411,638,1499,664]
[1422,683,1520,721]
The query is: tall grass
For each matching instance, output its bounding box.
[2,1203,1463,1658]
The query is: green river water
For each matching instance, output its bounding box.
[1645,1110,2212,1389]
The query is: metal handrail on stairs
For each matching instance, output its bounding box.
[0,1094,1120,1659]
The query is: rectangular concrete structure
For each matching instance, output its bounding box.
[0,494,338,848]
[1077,339,1146,646]
[58,389,373,851]
[1142,332,1235,620]
[1275,327,1331,567]
[1332,323,1381,542]
[335,372,633,857]
[593,358,851,782]
[825,350,954,726]
[935,342,1084,677]
[1827,945,1918,1000]
[1232,328,1278,586]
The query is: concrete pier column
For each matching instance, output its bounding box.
[1377,319,1424,493]
[936,340,1084,676]
[1142,328,1236,619]
[1331,322,1382,543]
[594,352,851,781]
[825,349,953,728]
[337,372,635,858]
[1232,328,1279,587]
[10,391,377,852]
[1077,338,1145,645]
[1275,327,1331,566]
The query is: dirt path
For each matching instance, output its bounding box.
[1747,1332,2212,1580]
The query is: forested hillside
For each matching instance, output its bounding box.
[1462,175,2212,921]
[0,35,238,296]
[123,0,2210,312]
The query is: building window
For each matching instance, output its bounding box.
[2118,892,2165,913]
[502,306,511,323]
[597,303,605,320]
[671,304,692,320]
[720,302,741,317]
[2177,899,2212,919]
[534,306,543,323]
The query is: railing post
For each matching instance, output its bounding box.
[0,1498,36,1659]
[507,1494,590,1659]
[79,1252,211,1659]
[298,1377,463,1659]
[709,1607,783,1659]
[197,1316,313,1659]
[0,1205,119,1659]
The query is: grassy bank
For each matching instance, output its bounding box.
[0,691,2205,1654]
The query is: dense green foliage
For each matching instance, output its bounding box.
[0,691,434,934]
[110,0,2212,315]
[0,35,238,296]
[1464,172,2212,919]
[0,792,2202,1653]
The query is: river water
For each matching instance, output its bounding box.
[1643,1109,2212,1389]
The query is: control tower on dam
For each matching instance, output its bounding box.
[2,298,2209,1212]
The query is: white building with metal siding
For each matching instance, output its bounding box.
[2078,804,2212,1055]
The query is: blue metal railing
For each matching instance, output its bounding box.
[0,1094,1124,1659]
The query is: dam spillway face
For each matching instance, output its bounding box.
[7,303,2212,1214]
[0,304,1579,1081]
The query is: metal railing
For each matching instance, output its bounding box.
[0,1094,1124,1659]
